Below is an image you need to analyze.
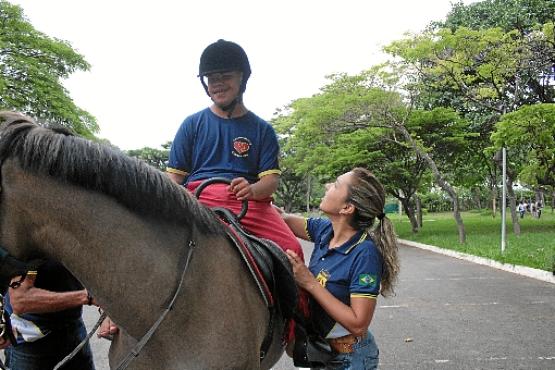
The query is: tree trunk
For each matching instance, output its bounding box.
[400,197,419,233]
[395,123,466,243]
[416,195,423,229]
[284,200,293,213]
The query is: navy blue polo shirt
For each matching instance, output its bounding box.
[167,108,281,184]
[306,217,383,339]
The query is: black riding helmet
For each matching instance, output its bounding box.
[198,39,251,109]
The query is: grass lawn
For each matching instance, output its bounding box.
[390,210,555,272]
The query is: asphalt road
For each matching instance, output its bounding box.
[70,240,555,369]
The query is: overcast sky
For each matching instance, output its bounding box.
[11,0,476,150]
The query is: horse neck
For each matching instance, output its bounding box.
[2,162,198,334]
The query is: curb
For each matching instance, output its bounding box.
[398,239,555,285]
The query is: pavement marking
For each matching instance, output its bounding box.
[380,304,409,308]
[443,302,499,306]
[434,359,450,363]
[424,276,501,281]
[486,356,508,360]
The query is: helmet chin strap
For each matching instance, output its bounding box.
[201,75,245,119]
[214,95,242,119]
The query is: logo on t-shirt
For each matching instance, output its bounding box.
[232,137,251,158]
[359,274,377,288]
[316,269,330,287]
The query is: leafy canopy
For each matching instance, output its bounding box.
[0,1,97,137]
[490,103,555,187]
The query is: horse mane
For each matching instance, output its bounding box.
[0,112,224,236]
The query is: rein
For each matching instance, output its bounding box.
[53,310,108,370]
[114,238,197,370]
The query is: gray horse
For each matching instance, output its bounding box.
[0,112,287,369]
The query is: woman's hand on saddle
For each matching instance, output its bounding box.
[228,177,254,201]
[98,316,119,340]
[286,250,317,291]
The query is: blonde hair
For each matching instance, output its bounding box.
[347,167,400,297]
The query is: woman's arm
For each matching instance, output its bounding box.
[286,250,376,336]
[305,282,376,337]
[274,208,310,241]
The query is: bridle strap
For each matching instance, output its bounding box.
[114,238,197,370]
[52,310,108,370]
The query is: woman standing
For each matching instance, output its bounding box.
[281,168,400,369]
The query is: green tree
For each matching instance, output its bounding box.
[0,1,97,137]
[274,71,469,239]
[439,0,555,33]
[491,104,555,187]
[126,142,171,171]
[385,22,554,235]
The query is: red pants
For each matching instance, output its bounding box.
[187,181,307,343]
[186,181,304,262]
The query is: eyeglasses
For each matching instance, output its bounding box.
[202,71,241,85]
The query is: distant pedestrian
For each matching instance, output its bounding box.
[536,201,543,219]
[518,201,526,219]
[530,202,537,218]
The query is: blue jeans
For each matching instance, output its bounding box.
[315,331,379,370]
[5,318,95,370]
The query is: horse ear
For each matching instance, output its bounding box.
[49,124,75,137]
[0,111,34,127]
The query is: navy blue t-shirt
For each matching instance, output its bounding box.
[167,108,281,184]
[306,217,383,338]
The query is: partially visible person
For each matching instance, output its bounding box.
[98,315,118,339]
[518,201,526,219]
[279,168,400,370]
[536,200,543,218]
[166,39,303,260]
[2,259,96,370]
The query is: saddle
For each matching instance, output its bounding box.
[212,207,298,320]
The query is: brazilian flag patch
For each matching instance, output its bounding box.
[359,274,376,287]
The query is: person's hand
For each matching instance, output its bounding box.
[9,272,37,302]
[97,316,119,340]
[0,335,11,349]
[228,177,254,201]
[84,289,98,306]
[286,250,317,291]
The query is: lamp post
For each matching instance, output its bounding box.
[501,147,507,253]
